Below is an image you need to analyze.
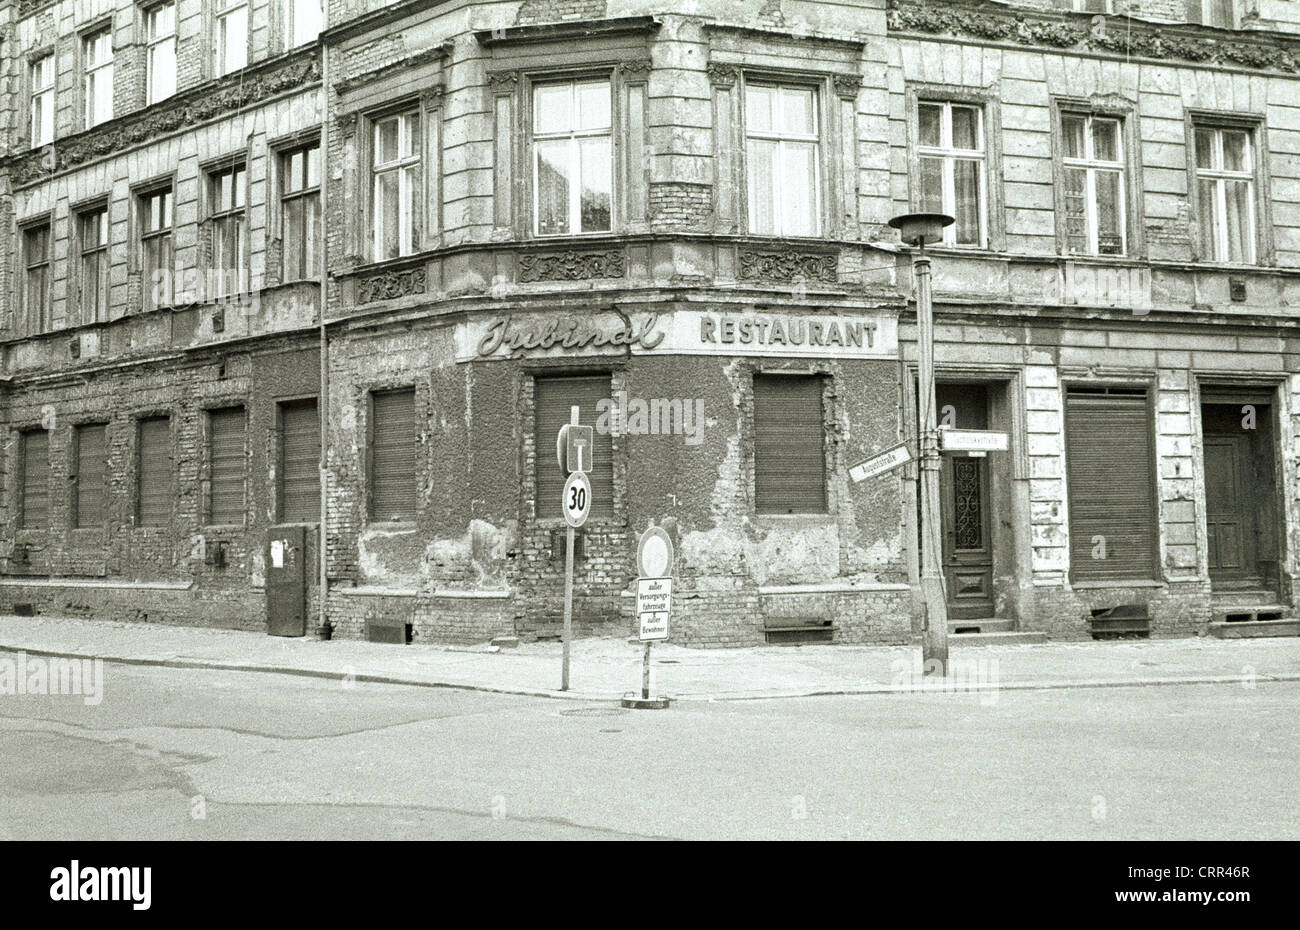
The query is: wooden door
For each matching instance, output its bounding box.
[1204,434,1257,584]
[937,385,994,619]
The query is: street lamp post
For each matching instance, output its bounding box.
[889,212,955,677]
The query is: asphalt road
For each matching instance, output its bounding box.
[0,661,1296,840]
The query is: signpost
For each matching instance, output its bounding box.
[624,525,674,709]
[558,407,591,692]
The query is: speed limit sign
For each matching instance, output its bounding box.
[562,471,592,528]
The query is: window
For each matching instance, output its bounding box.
[1065,388,1158,581]
[753,375,827,515]
[1061,113,1126,256]
[19,429,50,530]
[368,389,417,522]
[532,80,612,236]
[78,206,110,323]
[371,111,421,260]
[1195,126,1256,264]
[534,375,613,520]
[278,399,320,523]
[1054,0,1110,10]
[208,164,247,298]
[281,145,321,280]
[73,424,108,528]
[136,417,171,527]
[140,187,174,310]
[30,54,54,147]
[207,407,246,525]
[286,0,323,48]
[1189,0,1233,27]
[215,0,249,76]
[23,225,51,331]
[917,102,985,247]
[84,29,113,127]
[146,3,177,105]
[746,83,821,237]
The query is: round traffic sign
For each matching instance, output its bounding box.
[636,526,674,579]
[562,471,592,528]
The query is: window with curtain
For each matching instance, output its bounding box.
[24,225,50,331]
[745,82,821,237]
[372,111,421,260]
[84,29,114,127]
[30,54,54,147]
[532,79,613,236]
[208,164,247,298]
[1189,0,1233,27]
[287,0,324,48]
[146,3,176,104]
[1061,113,1126,256]
[215,0,249,76]
[917,101,985,247]
[78,207,110,323]
[281,144,321,280]
[140,186,174,310]
[1194,125,1256,264]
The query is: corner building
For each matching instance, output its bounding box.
[2,0,1299,646]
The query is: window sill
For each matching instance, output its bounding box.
[1070,578,1164,590]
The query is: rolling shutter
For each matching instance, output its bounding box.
[369,388,416,521]
[1065,389,1157,581]
[279,399,320,523]
[137,417,172,527]
[754,374,827,514]
[20,429,50,529]
[74,423,107,528]
[208,407,246,525]
[535,375,613,519]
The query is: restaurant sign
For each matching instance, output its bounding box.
[458,310,898,362]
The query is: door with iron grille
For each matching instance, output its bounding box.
[937,384,994,619]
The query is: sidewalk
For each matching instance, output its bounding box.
[2,614,1300,701]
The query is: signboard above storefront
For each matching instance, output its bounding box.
[456,309,899,363]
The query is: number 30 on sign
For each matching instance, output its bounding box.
[562,471,592,528]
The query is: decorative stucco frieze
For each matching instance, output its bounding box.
[356,268,427,304]
[738,248,839,284]
[886,0,1300,73]
[517,250,627,283]
[7,51,321,186]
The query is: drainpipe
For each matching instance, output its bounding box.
[317,36,330,638]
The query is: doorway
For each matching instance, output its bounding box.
[936,384,995,619]
[1200,392,1280,595]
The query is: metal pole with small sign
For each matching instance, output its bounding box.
[623,524,673,709]
[558,407,593,691]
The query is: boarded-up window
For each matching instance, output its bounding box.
[535,374,613,519]
[279,398,320,523]
[753,374,827,514]
[369,388,416,521]
[19,429,50,529]
[1065,388,1158,581]
[73,423,108,528]
[207,407,246,525]
[137,416,171,526]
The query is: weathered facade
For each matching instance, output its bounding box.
[2,0,1299,645]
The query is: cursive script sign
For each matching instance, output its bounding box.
[476,314,665,358]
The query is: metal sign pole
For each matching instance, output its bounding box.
[561,405,579,692]
[642,642,651,700]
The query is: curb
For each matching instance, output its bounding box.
[3,641,1298,702]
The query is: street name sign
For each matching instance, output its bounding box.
[849,442,914,483]
[939,428,1009,453]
